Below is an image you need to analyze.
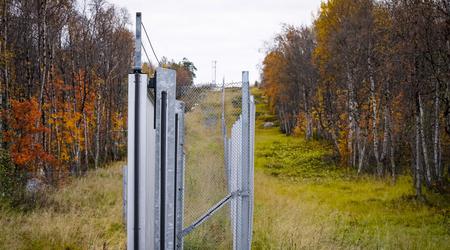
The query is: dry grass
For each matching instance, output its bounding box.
[182,86,241,249]
[253,171,338,250]
[0,162,126,250]
[2,87,448,249]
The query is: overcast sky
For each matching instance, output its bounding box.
[108,0,323,83]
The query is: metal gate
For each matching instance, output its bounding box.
[125,13,255,250]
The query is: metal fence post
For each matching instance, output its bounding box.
[154,67,177,250]
[134,13,142,71]
[230,116,241,250]
[239,71,252,250]
[175,101,185,250]
[249,96,255,245]
[127,71,155,250]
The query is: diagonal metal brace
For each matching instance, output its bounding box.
[181,191,238,237]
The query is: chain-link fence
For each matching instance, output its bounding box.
[177,82,242,248]
[125,68,254,249]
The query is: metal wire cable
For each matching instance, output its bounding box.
[141,23,161,66]
[141,40,152,67]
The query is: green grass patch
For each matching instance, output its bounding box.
[1,88,448,249]
[251,87,450,249]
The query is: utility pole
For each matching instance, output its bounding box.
[212,60,217,86]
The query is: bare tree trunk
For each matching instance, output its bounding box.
[330,128,341,159]
[1,0,9,147]
[414,105,422,198]
[388,109,396,182]
[369,58,383,176]
[418,94,432,186]
[84,112,89,170]
[357,127,367,174]
[302,84,313,139]
[95,97,101,169]
[103,104,109,162]
[347,69,356,168]
[75,141,81,175]
[381,110,389,165]
[433,80,442,182]
[38,0,47,109]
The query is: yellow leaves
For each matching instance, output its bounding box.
[262,50,287,113]
[44,72,99,164]
[112,112,125,132]
[60,151,70,162]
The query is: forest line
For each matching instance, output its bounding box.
[0,0,198,206]
[261,0,449,196]
[0,0,136,205]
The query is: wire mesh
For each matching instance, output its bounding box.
[177,82,242,247]
[183,203,232,249]
[229,114,242,249]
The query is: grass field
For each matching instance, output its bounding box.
[0,162,126,250]
[0,88,449,249]
[251,88,450,250]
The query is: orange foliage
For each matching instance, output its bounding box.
[4,98,56,170]
[262,50,287,113]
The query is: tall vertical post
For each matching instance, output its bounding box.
[212,60,217,86]
[133,12,142,250]
[134,13,142,72]
[175,102,185,250]
[128,68,156,250]
[249,96,255,246]
[129,12,158,250]
[239,71,251,250]
[154,68,177,249]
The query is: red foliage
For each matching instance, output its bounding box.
[4,98,56,171]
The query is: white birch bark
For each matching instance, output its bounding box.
[95,96,101,169]
[388,109,396,181]
[418,94,432,185]
[433,80,441,181]
[414,107,422,197]
[369,57,382,176]
[346,68,356,168]
[84,112,89,170]
[357,127,367,174]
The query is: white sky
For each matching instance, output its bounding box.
[108,0,323,83]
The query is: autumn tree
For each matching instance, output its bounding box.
[261,0,449,196]
[0,0,133,198]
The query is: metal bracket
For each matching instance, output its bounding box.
[148,74,157,129]
[238,190,250,197]
[148,76,156,89]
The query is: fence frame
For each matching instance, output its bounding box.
[126,12,254,250]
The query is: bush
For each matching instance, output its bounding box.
[0,148,26,207]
